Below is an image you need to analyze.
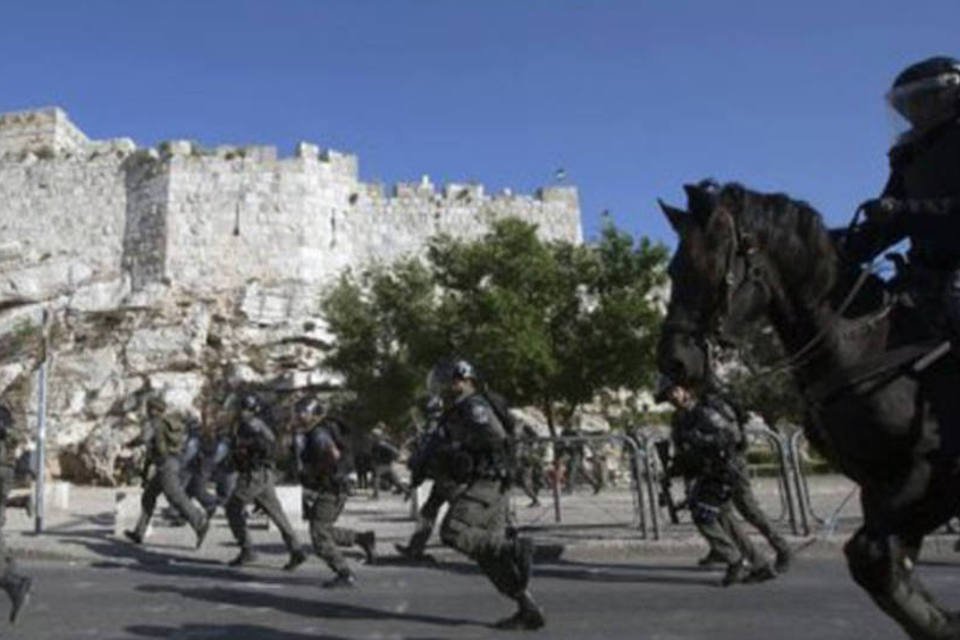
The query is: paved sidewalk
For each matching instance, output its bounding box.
[3,474,955,565]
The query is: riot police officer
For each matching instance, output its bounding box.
[292,398,376,588]
[396,395,462,560]
[180,415,218,519]
[224,394,306,570]
[845,56,960,334]
[124,395,210,548]
[657,378,776,586]
[0,406,30,625]
[431,360,545,630]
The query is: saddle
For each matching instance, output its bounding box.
[806,254,955,403]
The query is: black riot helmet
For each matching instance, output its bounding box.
[294,396,326,421]
[427,359,479,399]
[887,56,960,136]
[240,393,262,414]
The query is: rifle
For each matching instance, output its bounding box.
[653,439,683,525]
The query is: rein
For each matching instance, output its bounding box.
[714,207,876,381]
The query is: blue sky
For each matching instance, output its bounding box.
[2,1,958,246]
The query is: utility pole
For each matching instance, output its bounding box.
[34,309,48,534]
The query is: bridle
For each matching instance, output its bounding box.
[665,206,873,380]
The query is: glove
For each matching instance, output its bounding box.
[859,197,901,225]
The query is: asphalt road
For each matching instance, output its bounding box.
[2,548,957,640]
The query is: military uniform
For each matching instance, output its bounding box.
[0,408,30,624]
[225,409,305,569]
[180,422,218,518]
[125,403,209,546]
[671,394,774,585]
[514,425,544,507]
[370,433,407,498]
[295,417,375,587]
[437,389,544,629]
[397,423,461,558]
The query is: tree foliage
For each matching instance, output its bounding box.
[321,217,668,434]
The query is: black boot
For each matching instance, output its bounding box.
[322,570,357,589]
[283,549,307,571]
[697,549,726,567]
[746,563,778,583]
[7,576,31,624]
[123,529,143,545]
[494,590,545,630]
[358,531,377,565]
[721,560,749,587]
[774,545,793,573]
[228,548,258,567]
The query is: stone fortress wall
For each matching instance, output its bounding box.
[0,107,582,483]
[0,108,580,307]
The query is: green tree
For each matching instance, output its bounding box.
[321,217,668,435]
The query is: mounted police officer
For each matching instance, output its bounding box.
[292,397,376,588]
[0,406,30,625]
[844,56,960,335]
[431,360,545,630]
[124,395,210,548]
[224,393,306,570]
[396,395,462,560]
[657,377,777,586]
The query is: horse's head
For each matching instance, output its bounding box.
[657,180,810,386]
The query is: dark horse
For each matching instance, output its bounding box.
[657,180,960,640]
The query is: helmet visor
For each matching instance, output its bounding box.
[886,72,960,138]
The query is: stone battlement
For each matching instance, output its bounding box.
[0,107,582,303]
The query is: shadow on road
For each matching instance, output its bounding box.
[127,623,350,639]
[427,557,719,588]
[55,530,321,587]
[136,583,486,629]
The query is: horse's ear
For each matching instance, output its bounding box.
[683,182,719,225]
[658,199,687,233]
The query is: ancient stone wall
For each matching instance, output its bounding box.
[0,107,583,484]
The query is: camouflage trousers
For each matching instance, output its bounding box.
[405,478,459,555]
[440,478,530,598]
[689,475,761,566]
[226,467,301,554]
[730,457,789,555]
[305,486,360,575]
[133,456,206,537]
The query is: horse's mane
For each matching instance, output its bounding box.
[717,182,838,304]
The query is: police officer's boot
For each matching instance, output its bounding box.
[124,512,150,545]
[322,569,357,589]
[358,530,377,565]
[494,590,546,630]
[721,559,750,587]
[697,549,726,567]
[283,548,307,571]
[746,562,778,583]
[774,544,793,573]
[228,547,258,567]
[4,575,31,624]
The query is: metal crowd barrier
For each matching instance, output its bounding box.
[516,434,654,539]
[788,430,860,536]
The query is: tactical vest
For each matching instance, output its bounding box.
[152,416,187,460]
